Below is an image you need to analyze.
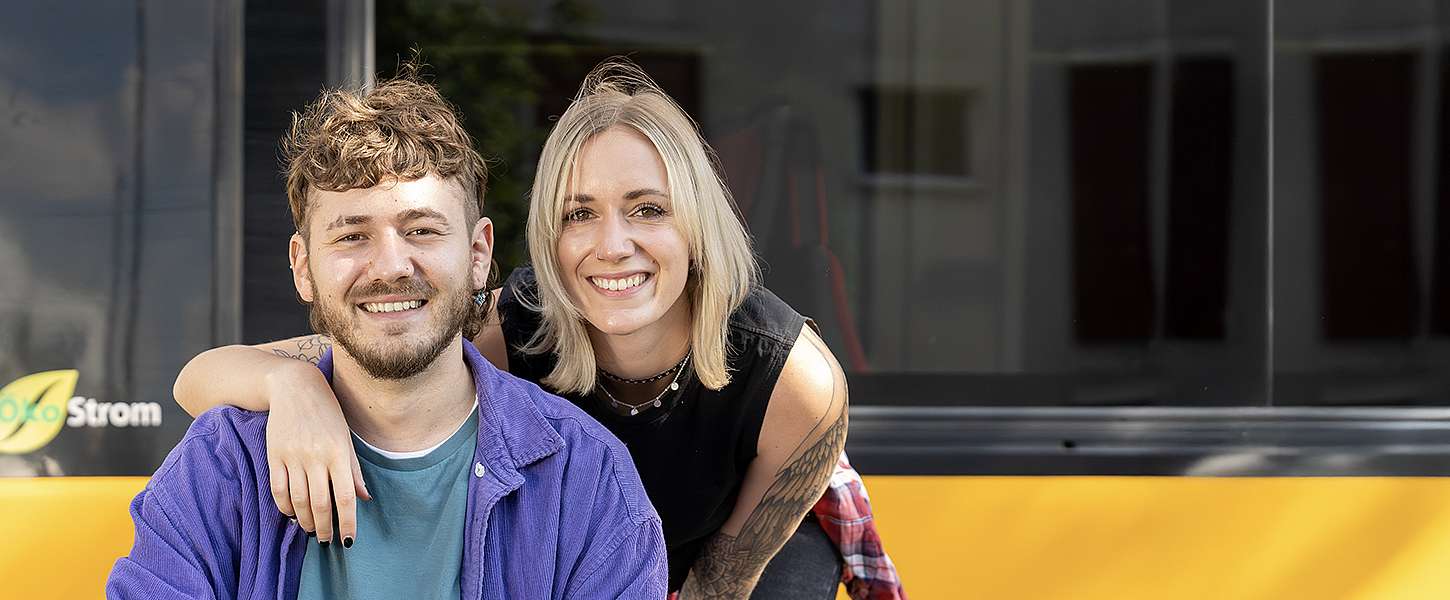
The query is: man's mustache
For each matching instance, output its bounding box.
[346,278,436,302]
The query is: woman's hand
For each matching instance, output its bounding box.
[263,360,370,545]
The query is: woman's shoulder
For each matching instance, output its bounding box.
[496,266,544,332]
[498,264,539,308]
[492,265,556,378]
[727,285,807,348]
[757,323,849,461]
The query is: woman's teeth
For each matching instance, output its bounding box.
[591,274,647,292]
[362,299,424,313]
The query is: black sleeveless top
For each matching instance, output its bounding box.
[497,266,806,591]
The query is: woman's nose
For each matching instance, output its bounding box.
[594,214,636,262]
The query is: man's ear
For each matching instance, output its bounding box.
[290,233,315,302]
[470,217,495,289]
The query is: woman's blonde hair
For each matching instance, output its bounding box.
[522,59,758,394]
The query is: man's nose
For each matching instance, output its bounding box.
[367,231,415,281]
[594,214,635,262]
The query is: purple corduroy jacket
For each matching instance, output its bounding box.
[107,340,668,599]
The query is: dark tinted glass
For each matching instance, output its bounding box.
[376,0,1270,407]
[0,0,239,475]
[1273,0,1450,406]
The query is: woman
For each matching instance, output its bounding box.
[176,60,902,599]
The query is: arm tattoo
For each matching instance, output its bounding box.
[681,335,848,599]
[270,335,331,365]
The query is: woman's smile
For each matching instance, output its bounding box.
[588,272,652,296]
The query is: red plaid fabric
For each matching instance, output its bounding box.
[666,455,906,600]
[812,453,907,600]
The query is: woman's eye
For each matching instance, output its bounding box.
[564,208,593,222]
[634,204,667,218]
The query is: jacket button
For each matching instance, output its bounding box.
[474,462,486,478]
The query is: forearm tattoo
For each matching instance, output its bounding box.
[270,335,332,365]
[680,335,848,599]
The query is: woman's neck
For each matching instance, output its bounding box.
[590,296,693,379]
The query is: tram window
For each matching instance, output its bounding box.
[1166,57,1235,341]
[1068,62,1155,343]
[1,0,241,475]
[366,0,1274,408]
[1430,46,1450,336]
[1273,2,1450,407]
[859,87,972,178]
[1313,51,1419,341]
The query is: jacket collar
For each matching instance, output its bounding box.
[316,338,565,484]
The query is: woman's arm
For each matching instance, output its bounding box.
[173,334,370,545]
[172,292,507,546]
[679,325,849,599]
[173,335,333,417]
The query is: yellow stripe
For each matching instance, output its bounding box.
[0,476,147,599]
[854,476,1450,599]
[8,476,1450,599]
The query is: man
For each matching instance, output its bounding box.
[106,73,667,599]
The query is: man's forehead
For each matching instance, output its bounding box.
[306,175,466,229]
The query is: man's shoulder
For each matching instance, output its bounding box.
[488,371,654,521]
[491,369,623,457]
[148,406,269,492]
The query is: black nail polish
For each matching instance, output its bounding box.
[342,536,354,549]
[306,530,316,538]
[319,539,330,547]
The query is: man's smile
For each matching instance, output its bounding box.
[359,299,427,313]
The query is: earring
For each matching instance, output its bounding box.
[473,289,487,307]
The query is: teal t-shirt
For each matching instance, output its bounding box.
[297,404,479,600]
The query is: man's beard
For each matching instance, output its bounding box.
[309,276,473,380]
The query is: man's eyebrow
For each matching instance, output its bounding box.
[325,215,371,230]
[324,208,449,231]
[398,208,449,222]
[623,188,669,200]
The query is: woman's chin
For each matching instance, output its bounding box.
[586,310,659,337]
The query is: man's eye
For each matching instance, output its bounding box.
[336,233,365,243]
[407,228,439,236]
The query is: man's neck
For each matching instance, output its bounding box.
[330,338,477,453]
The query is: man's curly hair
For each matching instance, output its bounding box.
[282,69,488,238]
[282,68,495,338]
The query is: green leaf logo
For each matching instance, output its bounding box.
[0,370,79,454]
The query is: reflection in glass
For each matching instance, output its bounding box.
[1274,0,1450,406]
[367,0,1270,407]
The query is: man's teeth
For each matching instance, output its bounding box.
[362,300,424,313]
[591,274,647,292]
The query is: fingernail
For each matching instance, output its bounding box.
[342,536,354,549]
[307,530,316,538]
[319,539,330,547]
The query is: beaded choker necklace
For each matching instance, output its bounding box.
[596,351,691,416]
[598,350,691,385]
